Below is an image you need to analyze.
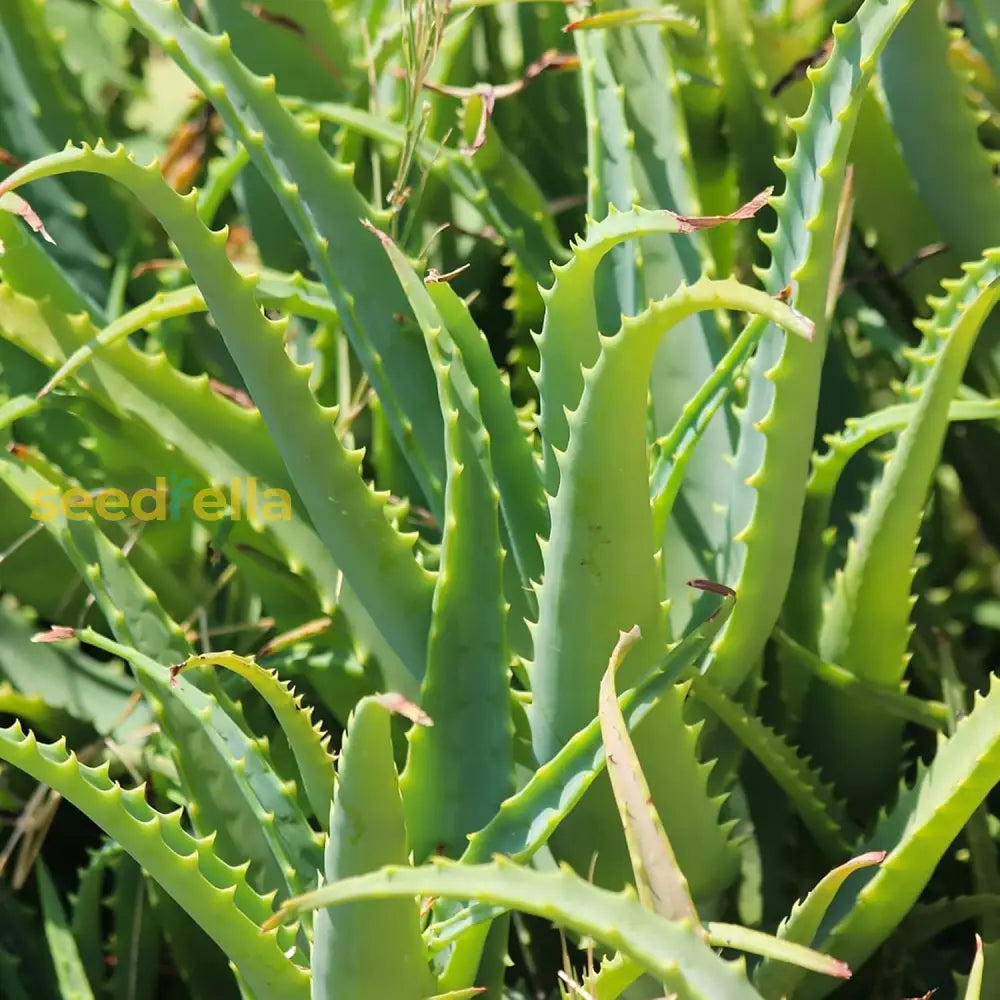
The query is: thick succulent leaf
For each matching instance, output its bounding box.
[0,141,436,684]
[172,651,336,831]
[431,584,734,987]
[311,696,435,1000]
[36,861,96,1000]
[806,250,1000,809]
[796,675,1000,998]
[599,625,699,923]
[76,628,322,905]
[534,206,702,492]
[685,669,856,859]
[426,281,546,592]
[531,272,812,894]
[584,0,736,638]
[372,230,514,864]
[93,0,447,508]
[879,0,1000,275]
[752,851,884,999]
[785,392,1000,665]
[0,722,309,1000]
[708,0,918,694]
[272,858,768,1000]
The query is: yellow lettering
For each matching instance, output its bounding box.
[194,488,227,521]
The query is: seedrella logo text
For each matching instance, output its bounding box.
[30,473,292,523]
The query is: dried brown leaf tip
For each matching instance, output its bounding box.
[31,626,76,644]
[411,50,578,156]
[425,263,470,284]
[131,258,187,279]
[670,187,772,233]
[209,379,255,409]
[0,191,55,252]
[687,578,736,598]
[360,217,392,247]
[462,89,496,156]
[374,692,434,727]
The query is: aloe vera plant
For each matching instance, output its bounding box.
[0,0,999,996]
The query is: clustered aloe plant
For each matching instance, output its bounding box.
[0,0,999,997]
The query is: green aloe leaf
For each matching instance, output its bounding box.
[271,858,769,999]
[0,141,436,684]
[0,722,309,1000]
[311,696,435,1000]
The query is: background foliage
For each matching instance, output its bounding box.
[0,0,999,997]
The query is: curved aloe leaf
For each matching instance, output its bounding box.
[172,651,336,830]
[74,627,322,904]
[796,675,1000,998]
[708,0,918,694]
[806,250,1000,809]
[0,722,309,1000]
[599,625,699,923]
[531,270,812,895]
[271,858,768,1000]
[0,141,436,683]
[93,0,447,508]
[753,851,885,999]
[311,696,435,1000]
[432,583,733,989]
